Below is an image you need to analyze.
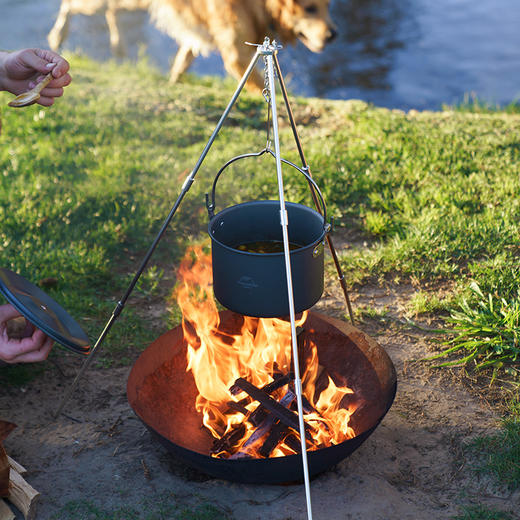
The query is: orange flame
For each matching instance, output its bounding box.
[174,246,357,457]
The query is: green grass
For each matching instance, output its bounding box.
[452,505,516,520]
[454,399,520,519]
[464,398,520,491]
[428,283,520,378]
[407,289,451,316]
[0,362,46,386]
[51,497,233,520]
[317,96,520,376]
[1,53,520,378]
[330,108,520,284]
[445,93,520,114]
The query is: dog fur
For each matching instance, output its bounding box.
[48,0,336,91]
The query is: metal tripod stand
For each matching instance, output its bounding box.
[56,37,355,520]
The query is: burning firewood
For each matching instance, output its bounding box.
[162,249,361,464]
[211,424,247,456]
[227,372,294,414]
[258,420,290,458]
[211,330,332,459]
[212,377,298,457]
[210,357,358,461]
[229,390,296,459]
[231,377,315,441]
[226,372,295,427]
[211,373,336,460]
[225,401,250,416]
[283,433,303,454]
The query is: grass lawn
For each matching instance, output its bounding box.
[1,54,519,518]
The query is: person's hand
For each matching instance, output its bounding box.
[0,48,71,107]
[0,304,54,363]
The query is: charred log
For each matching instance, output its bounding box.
[230,377,315,442]
[258,421,290,458]
[228,391,295,459]
[210,424,246,456]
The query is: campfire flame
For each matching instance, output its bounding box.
[174,246,357,458]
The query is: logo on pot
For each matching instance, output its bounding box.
[237,276,259,289]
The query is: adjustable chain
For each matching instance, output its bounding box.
[262,54,271,103]
[263,55,272,150]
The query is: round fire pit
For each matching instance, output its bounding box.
[127,311,396,484]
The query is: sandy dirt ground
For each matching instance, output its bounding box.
[1,269,519,520]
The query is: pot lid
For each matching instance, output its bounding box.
[0,268,90,355]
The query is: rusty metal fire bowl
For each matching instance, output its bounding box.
[127,311,397,484]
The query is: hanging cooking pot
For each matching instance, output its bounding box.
[206,149,330,318]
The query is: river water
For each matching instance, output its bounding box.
[2,0,520,110]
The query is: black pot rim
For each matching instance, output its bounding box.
[208,200,327,256]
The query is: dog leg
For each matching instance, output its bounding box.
[219,45,264,94]
[169,45,195,83]
[47,1,71,51]
[210,16,264,94]
[105,8,126,57]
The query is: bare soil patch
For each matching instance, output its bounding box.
[1,265,518,519]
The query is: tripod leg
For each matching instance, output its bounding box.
[273,54,355,324]
[266,51,314,520]
[55,49,262,417]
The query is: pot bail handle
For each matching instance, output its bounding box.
[206,149,329,230]
[206,149,268,218]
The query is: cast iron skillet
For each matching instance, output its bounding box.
[0,267,90,355]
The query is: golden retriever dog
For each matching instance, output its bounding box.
[48,0,336,91]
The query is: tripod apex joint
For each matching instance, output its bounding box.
[245,37,283,55]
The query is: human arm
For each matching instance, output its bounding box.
[0,48,71,107]
[0,304,54,363]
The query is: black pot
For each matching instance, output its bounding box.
[209,200,327,317]
[206,151,329,318]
